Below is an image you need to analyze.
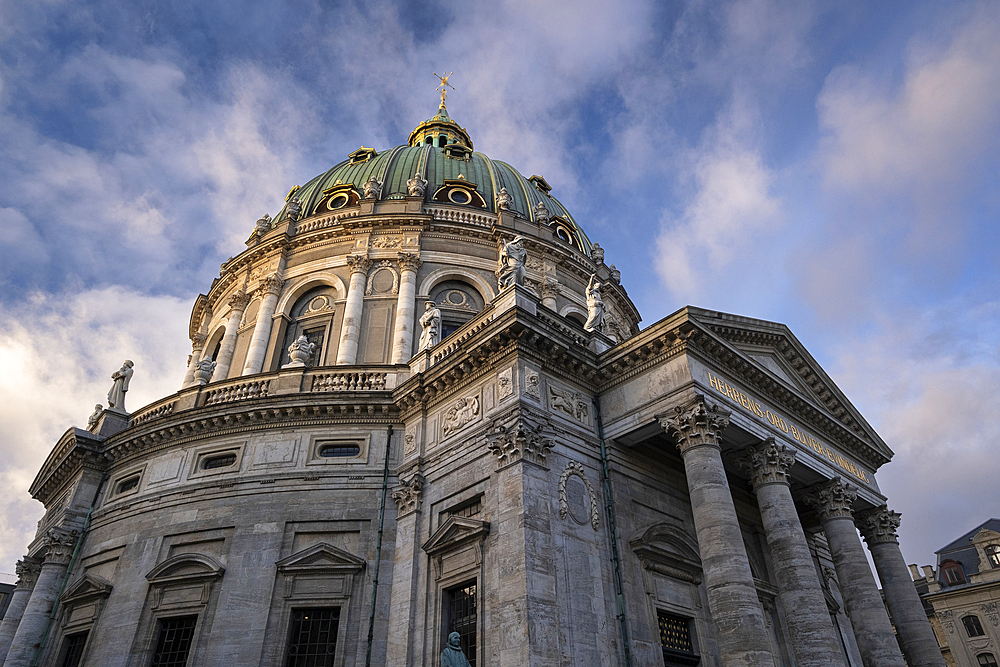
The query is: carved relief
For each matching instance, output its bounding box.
[441,396,480,438]
[558,462,599,530]
[404,430,417,455]
[981,602,999,627]
[370,235,402,249]
[391,474,424,515]
[365,261,399,296]
[497,368,514,400]
[548,385,589,424]
[487,420,553,468]
[524,369,540,399]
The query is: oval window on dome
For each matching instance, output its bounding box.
[318,443,361,458]
[115,475,140,495]
[202,453,237,470]
[327,193,350,210]
[448,188,471,204]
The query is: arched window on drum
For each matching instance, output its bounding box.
[280,286,339,368]
[429,281,485,341]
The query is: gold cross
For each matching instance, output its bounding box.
[434,72,455,106]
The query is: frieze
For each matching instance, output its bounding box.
[497,368,514,401]
[548,385,589,425]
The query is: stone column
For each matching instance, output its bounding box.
[335,255,371,365]
[5,528,79,667]
[739,439,846,667]
[539,279,558,311]
[857,507,945,667]
[389,253,421,364]
[241,275,284,376]
[209,291,250,382]
[804,479,905,667]
[181,332,208,388]
[0,558,42,663]
[386,473,424,666]
[658,398,774,667]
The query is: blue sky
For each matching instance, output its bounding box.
[1,0,998,583]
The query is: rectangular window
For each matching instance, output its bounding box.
[964,615,986,637]
[657,610,700,666]
[446,497,482,520]
[285,607,340,667]
[445,582,477,667]
[152,615,197,667]
[59,631,88,667]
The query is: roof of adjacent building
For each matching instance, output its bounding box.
[934,517,1000,581]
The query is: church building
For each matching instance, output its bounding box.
[0,91,945,667]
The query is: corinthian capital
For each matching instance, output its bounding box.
[391,474,424,516]
[739,437,796,490]
[539,279,560,300]
[15,557,42,588]
[397,252,422,272]
[803,477,857,521]
[657,396,731,455]
[191,332,208,351]
[260,274,284,296]
[228,290,251,311]
[857,506,901,546]
[346,254,372,275]
[42,527,80,566]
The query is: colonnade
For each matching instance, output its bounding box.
[658,397,944,667]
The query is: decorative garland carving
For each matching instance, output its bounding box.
[364,261,399,296]
[558,462,599,530]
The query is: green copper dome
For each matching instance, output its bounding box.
[274,105,593,253]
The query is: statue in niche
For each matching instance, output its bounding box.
[533,200,550,224]
[107,360,134,412]
[363,175,382,199]
[87,404,103,429]
[496,187,513,210]
[496,236,527,289]
[584,274,605,333]
[440,631,472,667]
[418,301,442,351]
[285,196,302,221]
[407,172,428,197]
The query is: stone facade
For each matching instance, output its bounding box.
[2,103,941,667]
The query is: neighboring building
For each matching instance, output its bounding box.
[912,519,1000,667]
[0,98,945,667]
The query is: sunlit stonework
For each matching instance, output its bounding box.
[0,89,945,667]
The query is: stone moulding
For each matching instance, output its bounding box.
[557,462,599,530]
[422,515,490,582]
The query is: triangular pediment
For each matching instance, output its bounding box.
[61,573,113,604]
[276,543,366,574]
[422,516,490,557]
[146,553,224,585]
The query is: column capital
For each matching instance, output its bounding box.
[539,279,560,300]
[14,557,42,588]
[41,527,79,566]
[739,437,796,489]
[487,419,554,469]
[227,290,251,311]
[657,395,731,455]
[346,254,372,275]
[191,332,207,350]
[397,252,422,272]
[391,474,424,516]
[857,506,901,546]
[803,477,857,520]
[259,274,284,296]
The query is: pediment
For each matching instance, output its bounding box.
[276,543,366,574]
[629,521,701,584]
[422,516,490,557]
[61,573,113,604]
[146,553,224,585]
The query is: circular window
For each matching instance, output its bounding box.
[319,444,361,457]
[307,296,329,312]
[327,193,350,210]
[202,453,237,470]
[448,188,471,204]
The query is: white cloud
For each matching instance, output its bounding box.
[0,287,190,582]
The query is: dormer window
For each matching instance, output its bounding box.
[348,146,377,164]
[987,544,1000,568]
[941,559,965,584]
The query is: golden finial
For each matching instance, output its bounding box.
[434,72,455,107]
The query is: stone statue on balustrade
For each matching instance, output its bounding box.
[440,632,472,667]
[584,274,605,333]
[363,175,382,199]
[496,236,527,290]
[193,358,217,385]
[418,301,442,351]
[407,172,428,197]
[107,360,134,413]
[87,404,103,429]
[285,335,316,368]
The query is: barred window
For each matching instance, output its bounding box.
[59,631,88,667]
[447,498,482,519]
[445,582,477,667]
[285,607,340,667]
[657,610,700,666]
[151,615,197,667]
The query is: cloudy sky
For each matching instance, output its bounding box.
[1,0,998,584]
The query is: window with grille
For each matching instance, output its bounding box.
[445,582,477,667]
[59,631,88,667]
[964,614,986,637]
[285,607,340,667]
[151,615,197,667]
[657,611,700,666]
[447,498,482,519]
[979,654,999,667]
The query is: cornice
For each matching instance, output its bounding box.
[29,428,107,506]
